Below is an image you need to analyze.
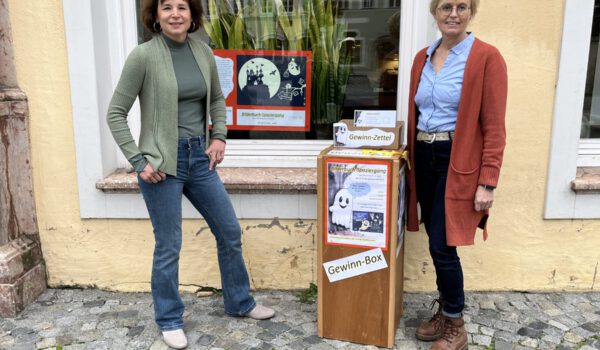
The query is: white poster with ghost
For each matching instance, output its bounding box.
[325,159,390,250]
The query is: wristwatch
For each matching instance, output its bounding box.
[479,184,496,191]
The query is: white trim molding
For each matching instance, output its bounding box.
[545,0,600,219]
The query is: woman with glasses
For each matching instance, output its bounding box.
[106,0,275,348]
[405,1,507,349]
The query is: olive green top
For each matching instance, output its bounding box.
[162,33,207,139]
[106,34,226,175]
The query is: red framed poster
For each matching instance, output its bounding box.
[212,49,312,131]
[324,158,392,251]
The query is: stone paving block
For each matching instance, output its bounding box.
[496,320,520,333]
[494,340,515,350]
[9,343,36,350]
[479,300,496,310]
[510,301,529,310]
[35,336,56,349]
[543,308,564,317]
[548,319,570,331]
[472,334,492,346]
[394,340,419,350]
[541,333,562,344]
[0,335,15,348]
[480,326,494,336]
[465,323,479,333]
[519,337,539,348]
[572,325,596,338]
[563,331,585,343]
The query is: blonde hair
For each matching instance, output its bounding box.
[429,0,479,17]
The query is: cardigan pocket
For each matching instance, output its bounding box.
[446,163,479,200]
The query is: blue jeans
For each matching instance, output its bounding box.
[414,139,465,316]
[138,136,256,331]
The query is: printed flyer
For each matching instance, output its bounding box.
[213,49,312,131]
[325,158,391,250]
[396,164,406,257]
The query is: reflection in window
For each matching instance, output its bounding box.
[136,0,401,140]
[582,0,600,138]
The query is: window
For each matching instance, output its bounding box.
[63,0,434,218]
[579,1,600,166]
[545,0,600,219]
[137,0,401,145]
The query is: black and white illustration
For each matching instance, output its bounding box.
[352,211,384,233]
[237,55,307,107]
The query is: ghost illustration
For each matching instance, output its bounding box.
[358,219,371,231]
[287,59,301,76]
[334,124,348,145]
[329,188,353,229]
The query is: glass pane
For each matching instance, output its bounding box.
[582,0,600,138]
[137,0,401,140]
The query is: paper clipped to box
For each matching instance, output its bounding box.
[354,110,397,128]
[333,119,403,150]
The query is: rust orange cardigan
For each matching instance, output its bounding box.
[406,38,508,246]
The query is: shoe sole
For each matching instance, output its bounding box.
[415,332,442,341]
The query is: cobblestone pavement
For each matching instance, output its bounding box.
[0,289,599,350]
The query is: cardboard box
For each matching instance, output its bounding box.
[333,119,404,150]
[317,146,406,348]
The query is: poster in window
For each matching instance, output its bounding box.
[213,49,312,131]
[325,158,391,250]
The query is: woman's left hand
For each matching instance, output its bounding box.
[206,138,226,170]
[474,186,494,211]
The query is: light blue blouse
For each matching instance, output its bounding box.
[415,33,475,132]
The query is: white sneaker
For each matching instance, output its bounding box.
[162,329,188,349]
[245,304,275,320]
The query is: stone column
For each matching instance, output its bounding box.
[0,0,47,317]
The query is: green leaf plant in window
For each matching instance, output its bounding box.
[202,0,353,135]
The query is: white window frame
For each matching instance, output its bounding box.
[545,0,600,218]
[64,0,434,218]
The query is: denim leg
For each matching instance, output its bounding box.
[414,140,464,315]
[138,175,185,331]
[183,141,256,316]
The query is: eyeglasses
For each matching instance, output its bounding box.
[437,4,471,16]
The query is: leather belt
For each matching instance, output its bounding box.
[417,130,455,143]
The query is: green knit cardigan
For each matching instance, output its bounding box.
[106,35,227,176]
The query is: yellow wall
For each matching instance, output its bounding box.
[7,0,600,294]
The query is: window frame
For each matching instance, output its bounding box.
[545,0,600,219]
[64,0,434,218]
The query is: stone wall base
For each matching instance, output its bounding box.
[0,237,46,317]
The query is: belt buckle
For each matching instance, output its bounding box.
[424,133,436,144]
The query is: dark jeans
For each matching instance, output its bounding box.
[138,136,256,331]
[414,139,465,316]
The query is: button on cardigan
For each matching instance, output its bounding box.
[107,35,227,176]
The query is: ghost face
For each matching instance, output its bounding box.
[335,125,348,145]
[288,60,300,76]
[329,188,353,229]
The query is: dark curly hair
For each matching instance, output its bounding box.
[141,0,203,34]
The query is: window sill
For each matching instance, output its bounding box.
[95,167,317,194]
[571,167,600,194]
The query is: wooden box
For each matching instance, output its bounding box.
[317,146,406,348]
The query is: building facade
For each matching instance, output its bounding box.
[5,0,600,294]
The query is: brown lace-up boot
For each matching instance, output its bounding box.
[430,316,467,350]
[415,299,445,341]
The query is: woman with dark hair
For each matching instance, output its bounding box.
[107,0,275,348]
[405,0,507,349]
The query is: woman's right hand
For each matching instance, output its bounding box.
[139,163,166,183]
